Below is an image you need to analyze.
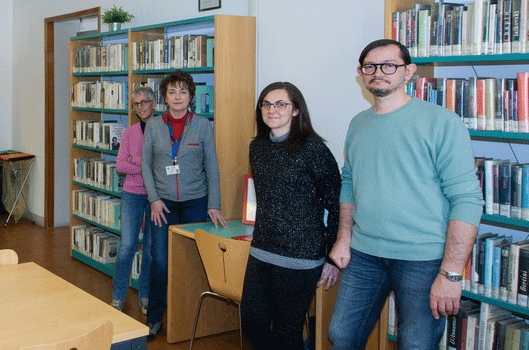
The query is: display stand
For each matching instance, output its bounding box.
[0,151,35,227]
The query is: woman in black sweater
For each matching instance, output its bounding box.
[240,82,342,349]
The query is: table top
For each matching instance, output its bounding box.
[169,220,254,239]
[0,262,148,349]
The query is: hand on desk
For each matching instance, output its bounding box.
[316,262,339,290]
[207,209,228,228]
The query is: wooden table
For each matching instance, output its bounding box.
[167,220,342,350]
[0,262,148,349]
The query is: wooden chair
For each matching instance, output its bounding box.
[19,319,113,350]
[189,229,251,350]
[0,249,18,266]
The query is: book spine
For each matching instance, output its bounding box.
[500,244,511,301]
[486,78,497,130]
[517,72,529,132]
[522,164,529,220]
[517,248,529,306]
[499,163,512,217]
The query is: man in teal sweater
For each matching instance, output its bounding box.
[328,39,484,349]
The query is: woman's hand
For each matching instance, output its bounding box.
[316,262,340,290]
[150,200,169,227]
[207,209,228,228]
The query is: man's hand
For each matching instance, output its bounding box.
[429,274,462,319]
[330,236,352,269]
[150,200,169,227]
[316,263,340,290]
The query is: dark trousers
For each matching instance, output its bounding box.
[147,196,208,325]
[240,254,323,350]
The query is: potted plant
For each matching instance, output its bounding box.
[102,5,134,31]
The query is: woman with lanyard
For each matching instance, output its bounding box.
[141,70,227,341]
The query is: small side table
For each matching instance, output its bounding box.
[0,151,36,227]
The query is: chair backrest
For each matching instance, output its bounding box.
[195,228,251,303]
[19,320,113,350]
[0,249,18,266]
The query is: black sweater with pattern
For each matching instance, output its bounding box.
[249,135,341,261]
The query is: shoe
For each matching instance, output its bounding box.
[146,321,163,342]
[110,299,124,311]
[138,298,148,315]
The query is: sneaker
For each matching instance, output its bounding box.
[146,321,163,342]
[110,299,124,311]
[138,298,148,315]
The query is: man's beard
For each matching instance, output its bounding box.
[367,87,392,97]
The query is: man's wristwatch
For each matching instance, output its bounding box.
[438,268,463,282]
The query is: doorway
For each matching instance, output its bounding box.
[44,7,100,228]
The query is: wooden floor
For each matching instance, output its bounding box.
[0,215,241,350]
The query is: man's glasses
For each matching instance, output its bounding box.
[259,101,293,111]
[131,100,153,109]
[360,63,406,75]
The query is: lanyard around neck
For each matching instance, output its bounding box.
[167,111,190,163]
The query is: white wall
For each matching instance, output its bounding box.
[0,0,13,151]
[256,0,384,166]
[7,0,385,225]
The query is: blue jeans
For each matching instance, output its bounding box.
[112,191,152,301]
[328,249,445,350]
[147,196,208,325]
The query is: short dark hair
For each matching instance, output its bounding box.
[358,39,411,66]
[255,82,323,152]
[160,70,196,101]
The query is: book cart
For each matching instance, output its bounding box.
[382,0,529,349]
[68,15,255,291]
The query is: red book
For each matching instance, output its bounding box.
[415,77,437,101]
[477,79,487,130]
[517,72,529,133]
[446,79,457,113]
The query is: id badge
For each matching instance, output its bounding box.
[166,164,180,175]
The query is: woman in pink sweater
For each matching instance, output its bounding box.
[111,86,156,314]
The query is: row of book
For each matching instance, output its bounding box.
[463,231,529,307]
[72,43,128,73]
[132,35,214,71]
[475,158,529,220]
[71,80,128,110]
[445,300,529,350]
[409,72,529,133]
[387,296,529,349]
[73,158,124,193]
[393,0,529,57]
[71,225,120,264]
[73,120,126,151]
[72,189,121,231]
[132,78,166,112]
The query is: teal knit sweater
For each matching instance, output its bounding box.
[340,97,484,260]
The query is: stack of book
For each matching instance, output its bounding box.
[73,120,126,151]
[71,80,128,110]
[393,0,529,57]
[71,225,120,264]
[72,43,128,73]
[408,72,529,133]
[132,35,214,70]
[73,158,123,193]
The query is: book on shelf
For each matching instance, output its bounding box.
[517,247,529,306]
[397,0,529,56]
[522,164,529,220]
[504,320,529,349]
[484,235,513,298]
[508,240,529,304]
[194,84,214,114]
[477,302,511,350]
[518,72,529,133]
[446,299,480,350]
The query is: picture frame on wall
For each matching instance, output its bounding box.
[199,0,221,12]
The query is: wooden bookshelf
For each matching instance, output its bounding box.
[68,15,256,287]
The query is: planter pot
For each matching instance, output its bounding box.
[108,23,122,31]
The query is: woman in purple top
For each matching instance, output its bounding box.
[110,86,156,314]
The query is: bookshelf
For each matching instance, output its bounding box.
[68,15,256,289]
[382,0,529,349]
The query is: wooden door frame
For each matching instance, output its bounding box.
[44,7,100,227]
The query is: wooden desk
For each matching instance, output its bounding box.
[0,262,148,349]
[167,220,346,349]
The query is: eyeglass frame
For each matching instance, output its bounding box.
[259,101,294,111]
[131,99,154,109]
[360,63,407,75]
